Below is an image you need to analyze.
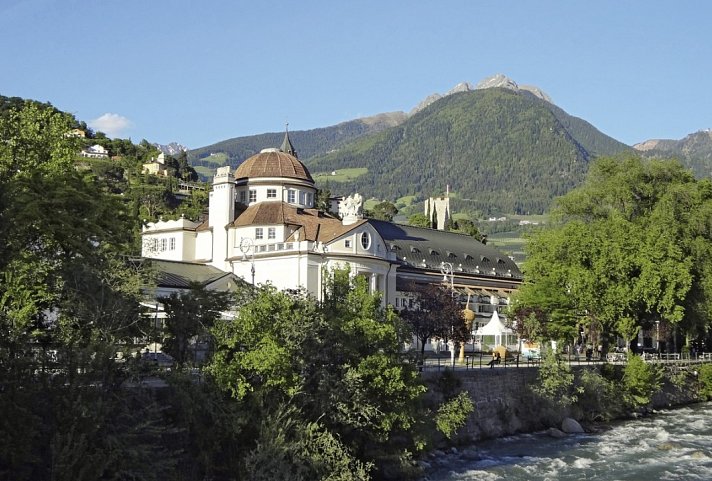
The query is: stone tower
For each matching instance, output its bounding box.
[425,186,451,230]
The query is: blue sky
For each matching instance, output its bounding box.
[1,0,710,148]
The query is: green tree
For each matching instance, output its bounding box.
[366,200,398,221]
[408,213,430,228]
[512,155,712,351]
[160,283,233,368]
[400,283,467,361]
[0,100,169,479]
[208,270,427,478]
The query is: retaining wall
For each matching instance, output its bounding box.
[422,363,707,443]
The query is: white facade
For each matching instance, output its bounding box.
[142,143,523,310]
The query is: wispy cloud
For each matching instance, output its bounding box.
[89,113,133,138]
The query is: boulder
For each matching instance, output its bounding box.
[561,417,585,434]
[547,427,567,438]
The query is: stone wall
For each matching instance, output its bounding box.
[423,363,708,443]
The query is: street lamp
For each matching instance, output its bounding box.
[239,237,255,285]
[440,261,454,293]
[655,320,660,353]
[440,261,457,365]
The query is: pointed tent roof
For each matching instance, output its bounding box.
[280,123,297,158]
[478,310,512,335]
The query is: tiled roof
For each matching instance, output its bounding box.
[231,202,365,242]
[234,150,313,182]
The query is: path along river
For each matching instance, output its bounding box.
[427,402,712,481]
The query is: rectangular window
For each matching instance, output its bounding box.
[267,188,277,199]
[345,239,352,248]
[300,191,306,205]
[307,193,313,207]
[287,189,296,203]
[160,238,167,251]
[249,190,257,203]
[239,191,246,204]
[255,228,263,240]
[169,237,176,251]
[268,227,276,240]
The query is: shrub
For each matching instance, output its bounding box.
[622,353,662,409]
[575,368,622,421]
[533,348,579,407]
[698,364,712,400]
[435,392,474,439]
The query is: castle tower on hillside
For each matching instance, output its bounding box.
[425,186,451,230]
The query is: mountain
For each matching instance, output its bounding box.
[634,129,712,177]
[306,86,630,215]
[187,112,406,172]
[186,75,630,215]
[154,142,188,156]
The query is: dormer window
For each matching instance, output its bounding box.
[288,189,296,203]
[361,232,371,249]
[345,239,352,248]
[267,189,277,199]
[249,190,257,203]
[239,191,246,204]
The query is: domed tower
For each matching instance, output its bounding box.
[233,128,316,209]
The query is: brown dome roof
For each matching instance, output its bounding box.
[234,149,313,183]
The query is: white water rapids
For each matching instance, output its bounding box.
[426,402,712,481]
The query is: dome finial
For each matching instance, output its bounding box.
[280,121,297,158]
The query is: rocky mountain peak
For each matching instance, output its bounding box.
[475,74,553,103]
[154,142,188,155]
[410,75,552,115]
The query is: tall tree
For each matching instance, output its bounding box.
[511,154,712,351]
[160,283,233,368]
[400,283,467,361]
[0,102,163,479]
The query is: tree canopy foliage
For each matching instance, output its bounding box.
[511,154,712,352]
[208,271,428,478]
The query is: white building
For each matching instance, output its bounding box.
[141,133,522,325]
[80,144,109,159]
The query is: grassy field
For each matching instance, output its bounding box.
[200,153,229,166]
[486,231,528,265]
[312,167,368,183]
[195,166,216,179]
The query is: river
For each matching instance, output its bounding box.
[427,402,712,481]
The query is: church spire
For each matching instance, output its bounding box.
[280,122,297,158]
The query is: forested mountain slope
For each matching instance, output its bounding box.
[307,88,630,215]
[187,112,406,170]
[635,129,712,178]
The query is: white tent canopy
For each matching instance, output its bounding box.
[475,311,513,349]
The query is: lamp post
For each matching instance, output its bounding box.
[440,262,457,365]
[655,320,660,354]
[440,261,454,293]
[239,237,255,285]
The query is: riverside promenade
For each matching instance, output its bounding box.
[419,350,712,372]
